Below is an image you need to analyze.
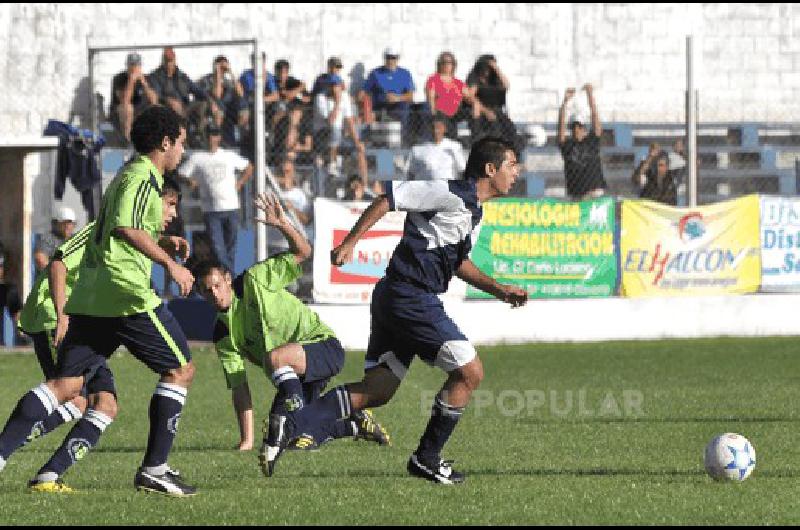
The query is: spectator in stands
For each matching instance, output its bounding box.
[359,47,415,129]
[33,206,77,272]
[344,175,367,201]
[239,52,280,163]
[341,174,381,202]
[466,54,520,150]
[632,143,677,205]
[0,242,23,343]
[240,52,279,105]
[268,60,311,162]
[197,55,248,147]
[668,138,688,187]
[272,108,314,166]
[268,159,312,259]
[425,51,473,139]
[557,84,607,200]
[267,59,308,127]
[147,46,211,146]
[110,52,158,142]
[404,115,466,181]
[179,126,254,272]
[312,56,345,98]
[313,58,368,183]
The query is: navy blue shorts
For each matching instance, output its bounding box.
[28,329,116,397]
[365,279,477,380]
[301,337,345,388]
[56,304,192,379]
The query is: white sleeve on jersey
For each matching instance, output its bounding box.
[388,180,463,212]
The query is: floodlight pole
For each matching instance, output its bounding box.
[88,35,96,135]
[686,35,698,207]
[254,39,268,261]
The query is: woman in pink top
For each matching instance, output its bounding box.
[425,51,475,138]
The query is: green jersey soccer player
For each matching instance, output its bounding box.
[0,106,196,496]
[193,193,389,463]
[18,220,97,436]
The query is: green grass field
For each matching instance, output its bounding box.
[0,337,798,524]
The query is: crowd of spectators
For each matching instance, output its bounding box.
[101,45,531,270]
[0,45,699,323]
[101,44,693,278]
[108,46,524,179]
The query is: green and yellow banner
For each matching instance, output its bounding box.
[468,197,617,299]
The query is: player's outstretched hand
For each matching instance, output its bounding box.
[170,263,195,297]
[255,192,285,227]
[499,284,528,308]
[331,242,355,267]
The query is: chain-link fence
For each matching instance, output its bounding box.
[8,24,800,346]
[88,35,800,216]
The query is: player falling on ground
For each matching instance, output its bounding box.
[263,137,528,483]
[14,179,183,493]
[0,106,198,496]
[192,192,389,462]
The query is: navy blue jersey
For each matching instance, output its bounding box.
[384,179,482,294]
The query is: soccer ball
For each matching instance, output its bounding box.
[527,124,548,147]
[704,433,756,482]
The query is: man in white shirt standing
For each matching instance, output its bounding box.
[405,116,467,181]
[268,159,312,258]
[180,126,254,271]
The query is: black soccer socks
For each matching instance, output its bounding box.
[0,384,59,461]
[415,395,464,463]
[35,408,113,481]
[142,382,187,472]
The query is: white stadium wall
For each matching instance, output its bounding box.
[313,293,800,349]
[1,2,800,138]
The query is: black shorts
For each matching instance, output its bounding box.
[56,304,192,379]
[301,337,345,388]
[364,279,476,381]
[28,329,116,397]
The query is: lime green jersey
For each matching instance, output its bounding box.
[65,155,164,317]
[18,222,95,334]
[213,253,336,389]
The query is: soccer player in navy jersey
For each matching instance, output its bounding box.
[264,137,527,483]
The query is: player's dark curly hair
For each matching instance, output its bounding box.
[162,174,182,199]
[464,136,516,180]
[130,105,186,155]
[189,258,229,283]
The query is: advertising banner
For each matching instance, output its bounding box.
[620,196,760,297]
[312,198,406,304]
[467,197,617,299]
[760,196,800,292]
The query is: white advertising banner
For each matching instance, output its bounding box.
[760,196,800,292]
[312,198,406,304]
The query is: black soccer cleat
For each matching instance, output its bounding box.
[352,409,392,446]
[134,466,197,497]
[407,454,466,485]
[258,414,293,477]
